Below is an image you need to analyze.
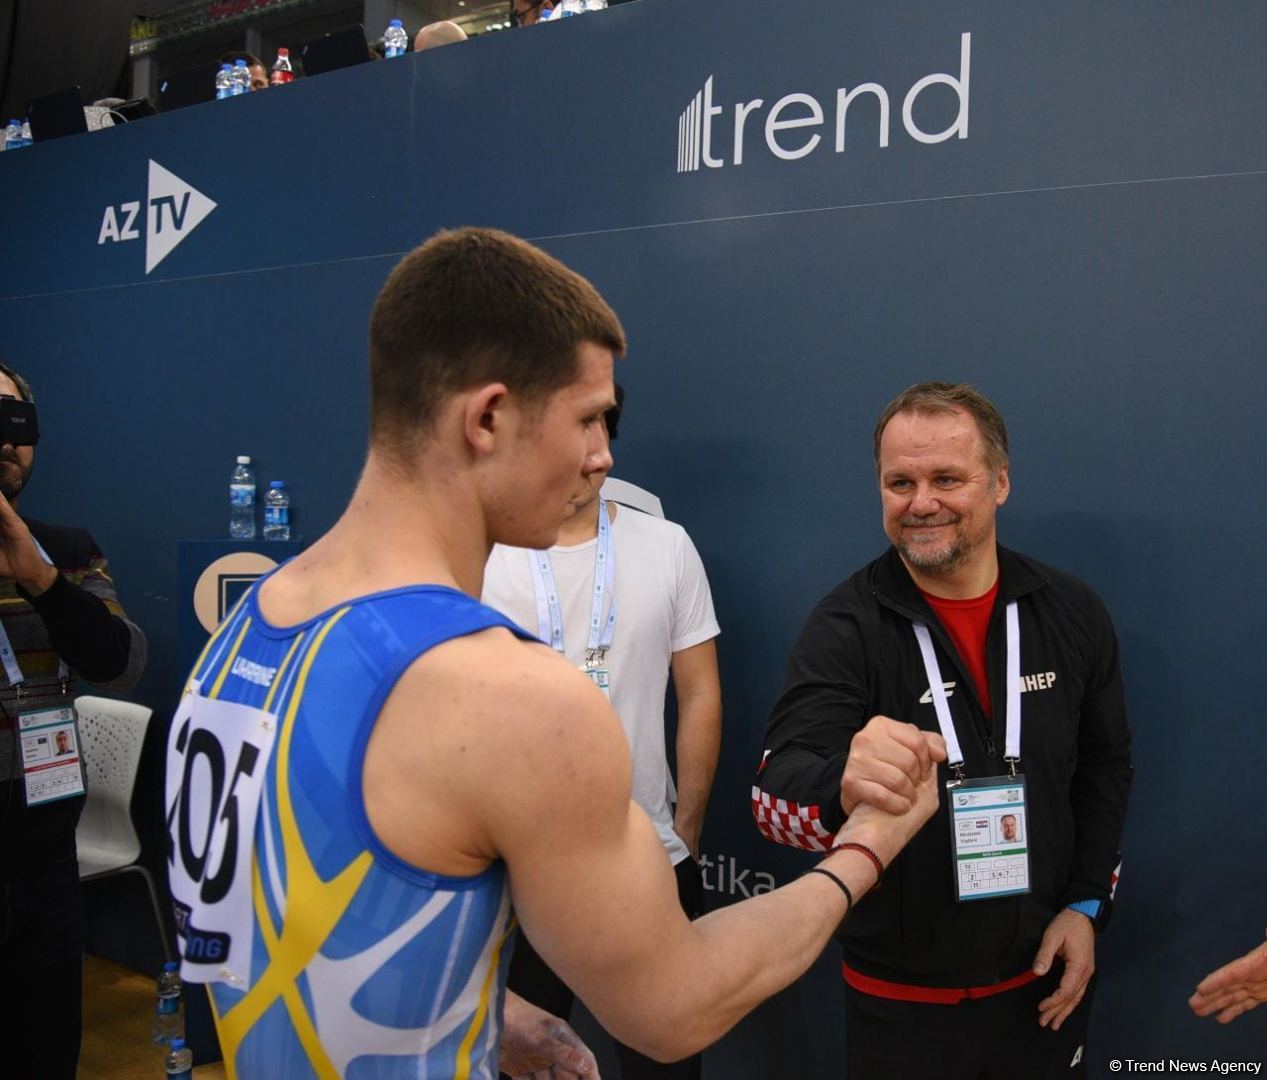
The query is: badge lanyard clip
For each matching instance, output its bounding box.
[913,600,1022,785]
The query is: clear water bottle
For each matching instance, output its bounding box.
[583,0,607,10]
[263,481,291,540]
[231,59,250,95]
[18,121,31,146]
[3,119,23,151]
[164,1037,194,1079]
[384,18,408,57]
[214,63,233,100]
[559,0,584,15]
[230,455,256,539]
[152,961,184,1045]
[270,48,294,86]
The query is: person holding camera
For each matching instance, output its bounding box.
[0,359,147,1079]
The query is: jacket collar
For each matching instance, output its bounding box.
[871,544,1047,623]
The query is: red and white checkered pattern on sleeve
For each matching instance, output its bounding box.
[751,785,836,853]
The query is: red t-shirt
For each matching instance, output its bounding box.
[920,581,999,718]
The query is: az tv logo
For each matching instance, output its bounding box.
[97,160,217,274]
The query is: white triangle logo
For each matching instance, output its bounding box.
[145,160,217,274]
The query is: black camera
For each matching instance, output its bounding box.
[0,396,39,447]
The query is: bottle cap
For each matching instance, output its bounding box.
[270,480,285,488]
[220,63,232,70]
[277,47,289,56]
[164,960,178,971]
[237,455,251,464]
[171,1039,186,1049]
[390,18,403,26]
[235,59,247,66]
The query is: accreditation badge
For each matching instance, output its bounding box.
[580,663,611,700]
[18,704,86,807]
[947,774,1031,902]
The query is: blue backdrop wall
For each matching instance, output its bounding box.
[2,2,1265,1074]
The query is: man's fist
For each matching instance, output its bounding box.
[841,715,946,815]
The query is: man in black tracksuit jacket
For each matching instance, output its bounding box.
[754,383,1132,1080]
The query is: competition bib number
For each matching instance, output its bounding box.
[165,686,278,985]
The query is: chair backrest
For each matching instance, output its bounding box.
[74,695,153,865]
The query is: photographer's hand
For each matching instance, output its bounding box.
[0,493,57,595]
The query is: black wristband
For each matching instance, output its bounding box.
[803,866,854,919]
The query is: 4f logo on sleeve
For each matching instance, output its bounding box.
[98,160,217,273]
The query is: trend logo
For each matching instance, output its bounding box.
[676,32,971,174]
[97,160,217,273]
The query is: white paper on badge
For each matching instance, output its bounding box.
[949,777,1031,902]
[18,705,85,806]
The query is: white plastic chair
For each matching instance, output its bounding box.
[74,695,173,962]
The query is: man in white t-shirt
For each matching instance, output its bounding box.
[482,386,722,1080]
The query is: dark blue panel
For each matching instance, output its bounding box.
[2,0,1265,1071]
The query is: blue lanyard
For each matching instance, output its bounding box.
[529,498,618,658]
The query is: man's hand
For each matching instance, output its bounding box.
[1189,931,1267,1024]
[0,494,56,595]
[835,733,945,867]
[500,989,601,1079]
[841,715,943,815]
[1033,909,1096,1030]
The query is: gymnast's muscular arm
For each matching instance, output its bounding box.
[364,628,944,1063]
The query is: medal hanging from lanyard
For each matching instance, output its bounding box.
[4,537,83,807]
[529,497,616,699]
[913,601,1030,902]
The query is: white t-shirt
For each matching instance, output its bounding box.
[481,506,720,865]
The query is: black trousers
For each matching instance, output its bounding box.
[501,856,704,1080]
[0,854,84,1080]
[844,968,1097,1080]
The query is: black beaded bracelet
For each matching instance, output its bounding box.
[803,866,854,918]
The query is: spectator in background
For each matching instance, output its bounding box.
[414,21,468,51]
[0,358,147,1079]
[219,51,268,90]
[511,0,556,26]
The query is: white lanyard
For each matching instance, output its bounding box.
[913,600,1021,778]
[0,537,69,691]
[528,497,617,658]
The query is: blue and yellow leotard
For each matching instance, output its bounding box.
[178,580,529,1079]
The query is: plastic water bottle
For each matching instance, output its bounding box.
[3,119,23,150]
[18,121,31,146]
[152,961,184,1045]
[583,0,607,10]
[263,481,291,540]
[384,18,408,57]
[559,0,584,15]
[164,1037,194,1079]
[230,455,256,539]
[270,48,294,86]
[214,63,233,100]
[231,59,250,95]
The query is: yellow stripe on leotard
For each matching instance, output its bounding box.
[215,607,373,1076]
[454,917,517,1080]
